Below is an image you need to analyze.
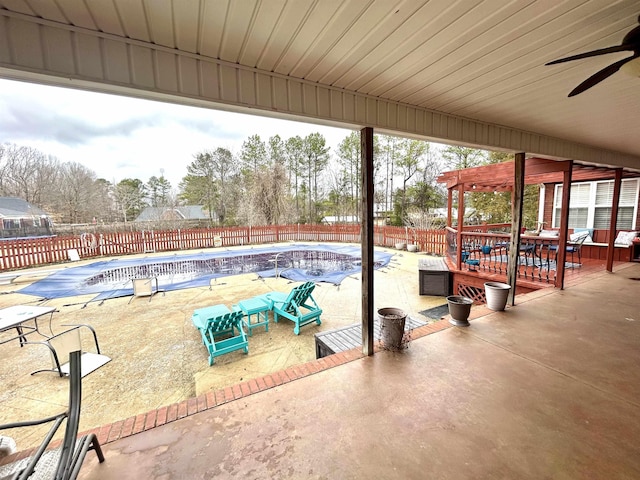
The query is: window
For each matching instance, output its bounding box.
[554,183,590,228]
[3,219,21,229]
[553,179,639,230]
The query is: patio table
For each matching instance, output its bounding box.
[236,297,270,336]
[0,305,56,346]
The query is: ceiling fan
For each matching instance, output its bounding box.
[546,15,640,97]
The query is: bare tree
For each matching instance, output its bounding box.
[0,143,60,204]
[54,162,99,223]
[249,162,292,225]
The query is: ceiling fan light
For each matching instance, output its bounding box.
[620,57,640,77]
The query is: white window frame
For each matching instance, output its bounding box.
[552,179,639,230]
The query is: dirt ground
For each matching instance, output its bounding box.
[0,242,447,452]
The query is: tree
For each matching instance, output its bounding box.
[442,145,487,170]
[268,135,286,166]
[324,167,352,220]
[147,175,172,207]
[301,133,330,222]
[378,135,402,216]
[114,178,147,222]
[55,162,98,224]
[240,134,267,175]
[209,147,238,225]
[179,152,217,224]
[179,148,239,225]
[336,132,361,219]
[0,143,60,205]
[285,136,305,219]
[249,162,291,225]
[93,178,118,223]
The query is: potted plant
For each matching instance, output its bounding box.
[406,225,419,252]
[484,282,511,311]
[446,295,473,327]
[378,307,408,350]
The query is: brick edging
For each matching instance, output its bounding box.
[85,343,364,446]
[86,319,454,447]
[0,318,454,467]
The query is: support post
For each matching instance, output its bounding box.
[360,127,374,356]
[456,185,464,271]
[507,152,525,305]
[606,169,622,272]
[447,189,453,228]
[555,161,573,289]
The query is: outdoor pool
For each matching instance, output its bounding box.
[19,244,393,301]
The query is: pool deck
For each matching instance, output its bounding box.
[0,242,447,452]
[70,261,640,479]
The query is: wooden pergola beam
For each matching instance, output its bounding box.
[438,158,638,190]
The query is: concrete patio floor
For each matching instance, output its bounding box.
[73,262,640,479]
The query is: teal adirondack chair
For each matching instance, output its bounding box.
[266,282,322,335]
[191,305,248,365]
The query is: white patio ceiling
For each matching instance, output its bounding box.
[1,0,640,171]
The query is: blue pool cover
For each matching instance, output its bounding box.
[19,244,393,301]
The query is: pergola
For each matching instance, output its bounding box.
[438,156,640,293]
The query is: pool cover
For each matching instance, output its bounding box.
[19,244,393,302]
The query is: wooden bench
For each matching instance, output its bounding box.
[580,242,634,262]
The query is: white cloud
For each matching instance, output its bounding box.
[0,78,354,187]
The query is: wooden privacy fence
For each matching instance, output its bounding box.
[0,225,447,271]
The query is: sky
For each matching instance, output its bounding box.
[0,78,354,188]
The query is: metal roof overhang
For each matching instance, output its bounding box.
[1,2,640,171]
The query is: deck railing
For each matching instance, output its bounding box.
[0,224,448,271]
[446,227,561,284]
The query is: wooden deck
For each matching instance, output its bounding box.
[446,255,629,302]
[314,316,427,358]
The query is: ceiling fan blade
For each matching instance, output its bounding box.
[546,44,632,65]
[568,55,638,97]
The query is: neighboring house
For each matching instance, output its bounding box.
[0,197,54,239]
[134,205,214,223]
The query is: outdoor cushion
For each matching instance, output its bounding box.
[614,231,639,246]
[569,230,591,243]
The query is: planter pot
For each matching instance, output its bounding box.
[484,282,511,311]
[378,307,407,350]
[395,242,406,250]
[407,244,418,253]
[446,295,473,327]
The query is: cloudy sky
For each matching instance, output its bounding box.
[0,78,353,188]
